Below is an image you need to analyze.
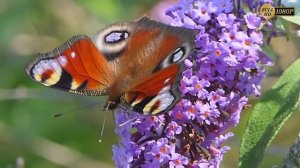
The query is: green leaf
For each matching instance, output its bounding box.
[239,59,300,168]
[280,16,300,26]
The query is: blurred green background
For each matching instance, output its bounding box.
[0,0,299,168]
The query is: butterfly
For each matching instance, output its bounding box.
[25,17,197,115]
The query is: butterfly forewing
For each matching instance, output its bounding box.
[26,35,112,96]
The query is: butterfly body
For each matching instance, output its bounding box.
[26,17,197,115]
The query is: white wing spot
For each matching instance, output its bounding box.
[70,52,76,58]
[164,78,171,84]
[58,56,67,66]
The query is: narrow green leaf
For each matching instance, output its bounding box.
[239,59,300,168]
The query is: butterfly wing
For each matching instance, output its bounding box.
[26,35,112,96]
[124,64,183,115]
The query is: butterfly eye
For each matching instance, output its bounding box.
[104,31,129,44]
[171,47,185,63]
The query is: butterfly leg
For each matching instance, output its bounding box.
[103,99,120,111]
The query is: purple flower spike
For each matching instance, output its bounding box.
[113,0,272,167]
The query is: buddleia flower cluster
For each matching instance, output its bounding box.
[113,0,273,167]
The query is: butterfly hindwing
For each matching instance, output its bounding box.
[124,64,183,115]
[26,35,112,96]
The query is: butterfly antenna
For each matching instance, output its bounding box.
[99,103,110,143]
[53,102,101,118]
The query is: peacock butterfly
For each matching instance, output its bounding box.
[25,17,197,115]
